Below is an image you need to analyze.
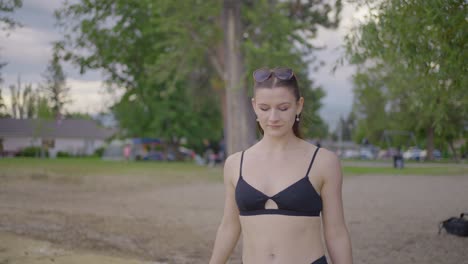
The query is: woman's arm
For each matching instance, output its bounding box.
[209,153,242,264]
[320,150,353,264]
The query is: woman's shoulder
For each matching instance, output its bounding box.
[224,151,243,168]
[300,140,337,160]
[315,146,339,162]
[311,145,342,181]
[222,151,244,182]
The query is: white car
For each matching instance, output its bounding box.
[341,149,360,159]
[420,149,442,160]
[360,148,375,160]
[403,148,423,160]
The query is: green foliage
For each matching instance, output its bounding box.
[112,80,223,144]
[55,0,222,146]
[0,0,22,31]
[54,0,342,145]
[350,69,388,144]
[93,147,105,157]
[345,0,467,152]
[36,96,53,119]
[57,151,72,158]
[64,112,93,120]
[0,0,22,82]
[16,146,48,157]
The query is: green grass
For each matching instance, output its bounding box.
[342,158,467,164]
[0,158,466,182]
[343,166,467,176]
[0,157,223,182]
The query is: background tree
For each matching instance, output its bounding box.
[0,86,8,117]
[0,0,22,30]
[41,47,71,118]
[64,111,93,120]
[345,0,467,160]
[350,69,389,144]
[8,75,36,119]
[55,0,342,154]
[336,112,356,142]
[0,0,22,80]
[7,76,46,119]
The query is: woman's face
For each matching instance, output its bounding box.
[252,87,304,137]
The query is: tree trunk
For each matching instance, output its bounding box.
[448,140,460,163]
[223,0,256,155]
[426,124,434,161]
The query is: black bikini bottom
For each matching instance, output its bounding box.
[311,255,328,264]
[241,255,327,264]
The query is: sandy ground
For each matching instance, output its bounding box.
[1,170,468,263]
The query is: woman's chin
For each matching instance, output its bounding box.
[265,128,287,137]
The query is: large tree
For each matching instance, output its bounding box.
[55,0,342,154]
[41,48,71,117]
[345,0,467,160]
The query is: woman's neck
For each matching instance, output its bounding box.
[258,132,302,154]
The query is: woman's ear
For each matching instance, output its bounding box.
[297,97,304,115]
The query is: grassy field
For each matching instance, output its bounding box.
[0,158,222,183]
[1,157,466,179]
[342,165,467,176]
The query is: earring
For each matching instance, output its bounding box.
[296,114,300,122]
[256,117,259,122]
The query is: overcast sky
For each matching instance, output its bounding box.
[0,1,365,130]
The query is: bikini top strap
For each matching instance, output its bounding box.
[305,147,320,177]
[239,150,245,177]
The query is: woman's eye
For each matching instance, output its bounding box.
[280,108,288,111]
[260,108,269,111]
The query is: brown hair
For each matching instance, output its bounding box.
[254,75,303,139]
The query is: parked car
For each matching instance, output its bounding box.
[378,148,398,160]
[420,149,442,160]
[403,147,423,160]
[341,149,360,159]
[360,148,375,160]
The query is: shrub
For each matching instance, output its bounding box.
[93,147,105,157]
[16,146,49,157]
[57,151,72,158]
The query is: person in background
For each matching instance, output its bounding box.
[123,144,131,161]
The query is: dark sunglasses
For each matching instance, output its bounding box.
[253,67,295,82]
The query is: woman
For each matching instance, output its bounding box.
[209,67,353,264]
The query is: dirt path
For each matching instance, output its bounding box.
[1,172,467,263]
[0,231,162,264]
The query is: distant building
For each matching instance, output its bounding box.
[0,118,116,157]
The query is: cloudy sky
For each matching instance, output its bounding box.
[1,1,364,130]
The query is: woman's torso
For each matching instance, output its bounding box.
[240,215,324,263]
[233,142,326,263]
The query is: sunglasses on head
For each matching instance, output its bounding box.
[253,67,295,83]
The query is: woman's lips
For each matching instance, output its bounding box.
[268,125,282,128]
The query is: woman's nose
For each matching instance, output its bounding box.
[268,109,280,121]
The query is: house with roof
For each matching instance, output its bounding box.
[0,118,116,157]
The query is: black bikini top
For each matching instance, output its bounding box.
[235,147,322,217]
